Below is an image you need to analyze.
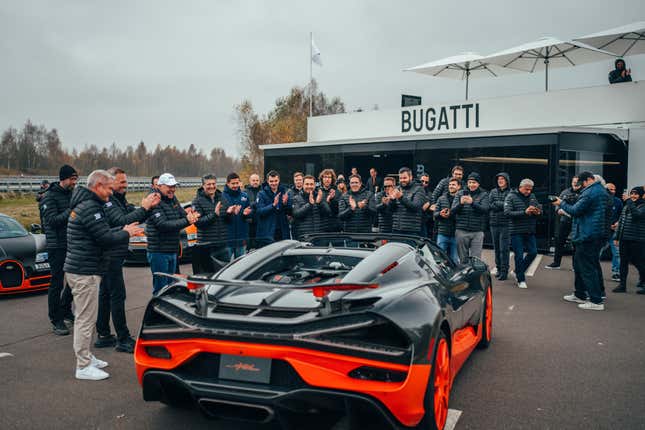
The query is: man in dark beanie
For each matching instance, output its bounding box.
[39,164,78,335]
[451,172,489,261]
[613,186,645,294]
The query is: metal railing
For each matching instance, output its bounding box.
[0,176,204,193]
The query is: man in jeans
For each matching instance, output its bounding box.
[145,173,200,294]
[488,172,511,280]
[40,164,78,336]
[554,171,608,311]
[64,170,142,380]
[451,172,489,261]
[96,167,159,353]
[602,183,623,281]
[504,179,542,289]
[222,172,252,258]
[434,178,460,264]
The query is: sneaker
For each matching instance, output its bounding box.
[94,334,116,348]
[517,281,528,289]
[612,285,626,293]
[490,267,498,276]
[52,321,70,336]
[563,294,586,304]
[75,365,110,381]
[544,263,561,270]
[63,312,75,324]
[611,273,620,282]
[578,302,604,311]
[90,354,108,369]
[115,336,136,354]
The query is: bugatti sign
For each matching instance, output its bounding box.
[401,103,480,133]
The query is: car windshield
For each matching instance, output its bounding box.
[0,217,28,239]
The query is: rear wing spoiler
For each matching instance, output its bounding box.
[300,232,432,250]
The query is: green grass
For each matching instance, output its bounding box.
[0,188,199,228]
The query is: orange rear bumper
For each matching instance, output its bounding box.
[135,337,430,427]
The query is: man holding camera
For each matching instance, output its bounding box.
[545,177,580,269]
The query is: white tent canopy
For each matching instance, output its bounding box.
[484,36,616,91]
[574,21,645,57]
[403,52,515,99]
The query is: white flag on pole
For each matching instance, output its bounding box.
[311,37,322,66]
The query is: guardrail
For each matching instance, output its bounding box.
[0,176,205,193]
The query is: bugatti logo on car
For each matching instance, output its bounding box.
[6,265,15,270]
[225,362,261,372]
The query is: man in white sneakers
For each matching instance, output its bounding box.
[64,170,143,380]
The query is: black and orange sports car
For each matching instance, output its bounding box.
[0,213,51,295]
[135,233,492,429]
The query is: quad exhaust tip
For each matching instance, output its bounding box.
[198,398,275,424]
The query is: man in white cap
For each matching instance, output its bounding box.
[145,173,200,294]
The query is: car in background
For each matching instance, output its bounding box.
[0,213,51,295]
[125,203,197,265]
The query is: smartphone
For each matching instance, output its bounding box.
[548,195,558,202]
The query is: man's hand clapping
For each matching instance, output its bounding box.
[141,193,160,210]
[326,189,336,202]
[123,222,144,237]
[440,208,450,218]
[273,193,280,207]
[349,196,357,210]
[316,189,323,204]
[281,193,289,205]
[186,211,200,225]
[357,199,367,209]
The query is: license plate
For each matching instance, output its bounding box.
[218,354,272,384]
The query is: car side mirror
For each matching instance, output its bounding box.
[30,224,43,234]
[450,265,474,283]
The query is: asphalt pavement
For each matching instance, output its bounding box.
[1,252,644,430]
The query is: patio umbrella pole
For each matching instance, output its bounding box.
[466,69,470,100]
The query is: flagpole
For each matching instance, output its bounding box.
[309,32,313,117]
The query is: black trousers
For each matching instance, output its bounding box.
[619,240,645,287]
[47,248,72,324]
[572,239,604,304]
[552,220,572,266]
[96,257,129,340]
[191,243,230,274]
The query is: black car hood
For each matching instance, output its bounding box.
[0,233,45,264]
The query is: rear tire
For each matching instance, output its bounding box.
[477,286,492,349]
[413,331,451,430]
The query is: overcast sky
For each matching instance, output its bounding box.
[1,1,644,157]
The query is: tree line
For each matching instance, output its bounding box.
[0,121,240,177]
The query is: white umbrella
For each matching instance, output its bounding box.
[404,52,514,100]
[485,36,616,91]
[574,21,645,57]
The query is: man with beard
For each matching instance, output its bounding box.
[338,174,376,233]
[389,167,426,235]
[191,174,228,273]
[256,170,292,247]
[292,175,331,240]
[546,176,581,269]
[96,167,159,353]
[146,173,200,294]
[64,170,143,380]
[419,173,434,238]
[40,164,78,336]
[608,58,632,84]
[504,179,542,289]
[554,171,608,311]
[451,172,489,261]
[489,172,511,280]
[375,176,396,233]
[432,165,465,204]
[318,169,340,232]
[434,178,461,264]
[222,173,252,258]
[244,173,261,249]
[613,186,645,294]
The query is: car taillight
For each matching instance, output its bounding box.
[348,366,407,382]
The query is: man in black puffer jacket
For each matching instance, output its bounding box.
[191,174,228,274]
[292,175,331,240]
[64,170,142,380]
[389,167,426,235]
[432,165,465,204]
[146,173,200,294]
[338,174,376,233]
[451,172,489,261]
[504,179,542,289]
[546,177,581,269]
[40,164,78,336]
[95,167,159,353]
[375,176,396,233]
[488,172,511,280]
[434,178,461,264]
[244,173,262,249]
[613,186,645,294]
[319,169,340,232]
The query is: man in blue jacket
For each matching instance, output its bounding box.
[222,172,251,258]
[554,171,608,311]
[255,170,292,247]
